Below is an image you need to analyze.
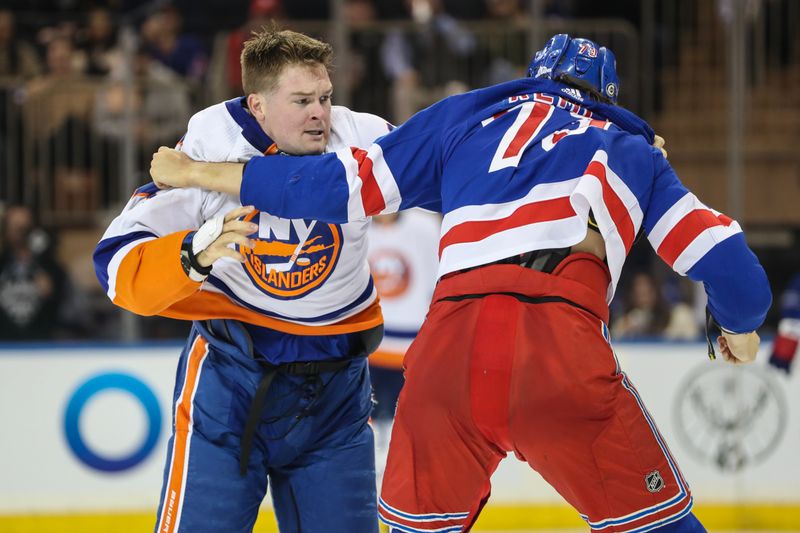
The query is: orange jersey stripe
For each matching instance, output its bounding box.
[368,349,405,369]
[158,336,208,533]
[162,294,384,336]
[112,229,383,335]
[113,231,201,316]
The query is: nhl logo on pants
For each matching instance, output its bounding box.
[645,470,665,493]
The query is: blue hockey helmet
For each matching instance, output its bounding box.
[528,34,619,104]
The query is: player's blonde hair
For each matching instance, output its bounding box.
[241,25,333,95]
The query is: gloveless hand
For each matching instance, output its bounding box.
[653,135,668,159]
[717,330,760,365]
[150,146,195,189]
[196,206,258,268]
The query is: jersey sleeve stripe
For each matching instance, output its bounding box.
[336,147,368,220]
[671,223,742,275]
[646,192,699,249]
[369,144,402,214]
[583,158,637,253]
[110,231,203,316]
[350,147,386,216]
[94,231,157,298]
[656,209,738,268]
[778,317,800,337]
[94,231,157,292]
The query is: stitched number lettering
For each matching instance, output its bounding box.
[488,102,553,172]
[542,114,610,152]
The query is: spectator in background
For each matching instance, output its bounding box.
[95,45,191,149]
[23,35,97,210]
[0,9,42,201]
[0,205,67,340]
[0,9,42,81]
[24,35,94,140]
[74,6,119,76]
[769,273,800,373]
[94,45,191,202]
[441,0,486,19]
[141,5,208,82]
[611,271,699,340]
[380,0,476,122]
[479,0,528,86]
[210,0,284,101]
[343,0,391,118]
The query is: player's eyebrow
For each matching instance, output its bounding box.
[290,88,333,96]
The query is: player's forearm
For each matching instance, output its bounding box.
[188,161,243,196]
[241,152,353,223]
[96,231,202,316]
[689,235,772,333]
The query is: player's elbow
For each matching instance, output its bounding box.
[749,275,773,330]
[714,266,772,333]
[112,293,165,317]
[742,263,772,330]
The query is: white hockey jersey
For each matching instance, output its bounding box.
[366,210,441,368]
[94,97,393,335]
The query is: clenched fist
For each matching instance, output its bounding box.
[151,146,194,189]
[653,135,668,159]
[150,146,244,196]
[718,330,760,365]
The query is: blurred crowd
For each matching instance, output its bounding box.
[0,0,796,342]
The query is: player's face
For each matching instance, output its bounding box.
[260,63,332,155]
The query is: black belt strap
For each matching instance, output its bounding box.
[439,292,600,321]
[463,247,572,275]
[238,359,352,475]
[239,368,278,475]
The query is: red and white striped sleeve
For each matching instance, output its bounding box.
[646,190,742,275]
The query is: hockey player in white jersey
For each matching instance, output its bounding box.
[94,29,393,533]
[366,210,441,479]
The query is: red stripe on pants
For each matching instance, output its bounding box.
[470,295,517,451]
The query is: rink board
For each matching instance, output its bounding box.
[0,341,798,530]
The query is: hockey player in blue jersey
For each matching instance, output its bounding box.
[152,34,770,533]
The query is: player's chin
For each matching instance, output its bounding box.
[298,137,328,154]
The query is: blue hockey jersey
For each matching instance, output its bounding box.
[240,78,771,333]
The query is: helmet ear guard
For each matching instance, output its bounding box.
[528,33,620,105]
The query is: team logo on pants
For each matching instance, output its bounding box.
[645,470,665,493]
[239,211,343,299]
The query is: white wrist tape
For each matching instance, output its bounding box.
[192,215,225,256]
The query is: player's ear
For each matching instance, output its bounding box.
[247,93,267,123]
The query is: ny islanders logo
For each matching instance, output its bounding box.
[369,250,411,298]
[240,211,342,299]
